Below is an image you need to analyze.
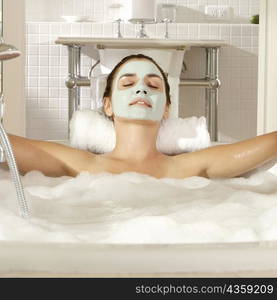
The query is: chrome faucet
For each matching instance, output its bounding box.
[129,18,155,39]
[136,20,149,38]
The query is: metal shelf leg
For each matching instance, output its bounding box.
[205,47,220,142]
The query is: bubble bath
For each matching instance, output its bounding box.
[1,162,277,245]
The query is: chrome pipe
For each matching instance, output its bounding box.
[180,78,220,88]
[0,142,4,162]
[67,45,81,137]
[205,47,220,142]
[76,77,91,87]
[180,79,210,87]
[65,76,90,88]
[88,60,100,79]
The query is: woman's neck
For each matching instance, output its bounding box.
[109,117,162,162]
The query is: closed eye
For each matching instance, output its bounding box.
[123,83,134,87]
[148,84,158,89]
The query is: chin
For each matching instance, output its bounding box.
[114,116,160,125]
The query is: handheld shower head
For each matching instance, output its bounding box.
[0,41,21,61]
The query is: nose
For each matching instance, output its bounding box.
[136,89,147,95]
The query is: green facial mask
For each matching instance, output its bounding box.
[111,60,167,121]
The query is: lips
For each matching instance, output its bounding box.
[129,98,152,108]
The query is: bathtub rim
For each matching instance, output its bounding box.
[1,239,277,276]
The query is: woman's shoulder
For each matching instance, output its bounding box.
[32,140,97,177]
[169,150,209,178]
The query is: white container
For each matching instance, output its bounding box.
[130,0,156,21]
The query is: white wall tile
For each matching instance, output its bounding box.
[231,24,242,36]
[39,24,50,34]
[50,24,61,35]
[28,34,40,44]
[28,77,38,87]
[49,88,60,98]
[39,35,50,44]
[49,45,60,56]
[220,25,230,36]
[28,45,39,55]
[39,45,49,55]
[39,67,49,76]
[28,66,39,76]
[27,23,39,34]
[49,78,60,88]
[81,23,93,36]
[28,56,39,66]
[38,88,49,98]
[49,56,60,66]
[39,56,49,66]
[71,23,82,35]
[49,67,60,77]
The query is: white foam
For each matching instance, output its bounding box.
[0,166,277,244]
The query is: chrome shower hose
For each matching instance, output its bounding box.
[0,123,30,218]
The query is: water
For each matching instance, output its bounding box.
[0,166,277,244]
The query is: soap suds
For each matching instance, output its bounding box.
[0,166,277,244]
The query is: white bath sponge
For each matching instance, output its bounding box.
[157,116,211,153]
[70,109,116,154]
[69,109,211,155]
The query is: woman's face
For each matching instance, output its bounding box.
[109,59,167,121]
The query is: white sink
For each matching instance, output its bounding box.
[55,37,226,49]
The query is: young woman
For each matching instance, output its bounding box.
[2,54,277,179]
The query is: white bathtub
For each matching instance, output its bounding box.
[1,141,277,277]
[1,240,277,277]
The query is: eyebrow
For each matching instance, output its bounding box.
[119,73,162,80]
[119,73,136,79]
[146,73,162,79]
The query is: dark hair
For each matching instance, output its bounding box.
[103,54,171,107]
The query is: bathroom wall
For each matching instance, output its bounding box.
[25,0,260,142]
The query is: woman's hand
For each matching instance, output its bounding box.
[198,131,277,178]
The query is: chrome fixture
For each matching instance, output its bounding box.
[161,18,172,39]
[160,4,176,39]
[114,18,123,38]
[0,39,30,219]
[88,59,100,79]
[129,18,155,38]
[0,39,21,60]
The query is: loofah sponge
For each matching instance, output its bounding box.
[69,109,211,155]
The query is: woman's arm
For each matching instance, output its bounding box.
[197,131,277,178]
[0,134,77,177]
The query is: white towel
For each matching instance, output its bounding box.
[69,109,211,155]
